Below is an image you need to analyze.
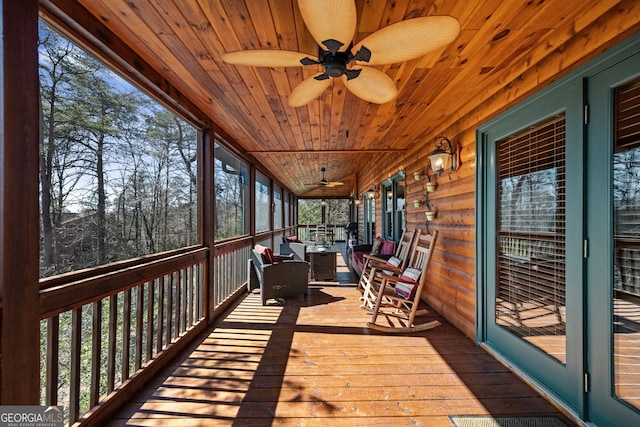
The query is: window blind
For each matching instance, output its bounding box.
[615,78,640,151]
[614,78,640,298]
[495,114,567,350]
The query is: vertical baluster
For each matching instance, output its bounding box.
[175,270,182,336]
[90,300,102,408]
[122,289,131,381]
[198,262,203,318]
[135,284,144,371]
[182,268,188,330]
[214,255,220,307]
[157,275,165,353]
[107,294,117,393]
[188,265,194,326]
[69,308,82,423]
[146,279,154,361]
[46,316,59,406]
[166,273,174,344]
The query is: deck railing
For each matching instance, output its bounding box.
[212,237,252,308]
[38,237,252,425]
[615,236,640,299]
[296,224,347,242]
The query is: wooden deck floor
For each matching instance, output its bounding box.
[107,251,578,426]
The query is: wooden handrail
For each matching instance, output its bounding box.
[39,245,204,290]
[39,247,207,319]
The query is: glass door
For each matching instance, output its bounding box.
[479,76,585,415]
[586,52,640,427]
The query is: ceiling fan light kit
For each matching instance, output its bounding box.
[222,0,460,106]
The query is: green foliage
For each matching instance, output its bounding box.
[38,22,199,277]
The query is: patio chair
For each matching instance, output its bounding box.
[314,224,334,245]
[249,245,309,305]
[358,229,417,310]
[366,231,440,333]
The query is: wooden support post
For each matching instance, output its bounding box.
[0,0,41,404]
[202,128,215,323]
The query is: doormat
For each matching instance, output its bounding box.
[449,416,567,427]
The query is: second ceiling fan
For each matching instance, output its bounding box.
[222,0,460,107]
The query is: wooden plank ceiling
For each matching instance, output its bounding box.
[62,0,625,197]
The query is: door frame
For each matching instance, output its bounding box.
[585,50,640,427]
[476,32,640,424]
[477,76,585,416]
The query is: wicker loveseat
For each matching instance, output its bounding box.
[248,245,309,305]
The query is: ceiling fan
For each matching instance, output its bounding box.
[222,0,460,107]
[306,167,344,188]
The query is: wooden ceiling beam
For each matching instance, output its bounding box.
[246,149,405,153]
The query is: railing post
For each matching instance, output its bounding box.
[0,0,41,404]
[202,128,215,323]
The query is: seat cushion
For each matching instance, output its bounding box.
[352,251,366,271]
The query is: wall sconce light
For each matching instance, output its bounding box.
[428,136,460,175]
[366,185,377,199]
[321,198,326,206]
[350,191,361,205]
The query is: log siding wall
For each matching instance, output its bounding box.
[357,8,640,339]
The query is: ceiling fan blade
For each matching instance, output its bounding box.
[298,0,356,52]
[345,66,397,104]
[326,181,344,187]
[222,50,310,67]
[353,16,460,65]
[289,72,332,107]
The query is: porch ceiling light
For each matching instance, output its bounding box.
[428,136,459,175]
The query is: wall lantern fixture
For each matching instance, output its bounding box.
[350,191,361,205]
[366,185,377,199]
[428,136,460,175]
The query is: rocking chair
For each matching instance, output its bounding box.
[358,229,418,311]
[367,231,440,333]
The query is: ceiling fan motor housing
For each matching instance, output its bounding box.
[324,52,349,77]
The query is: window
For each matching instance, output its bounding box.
[325,199,350,225]
[255,172,270,232]
[38,22,199,277]
[214,142,249,239]
[274,185,283,229]
[298,199,322,225]
[364,195,376,244]
[381,172,406,241]
[495,114,566,362]
[284,191,290,226]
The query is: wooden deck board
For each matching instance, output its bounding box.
[107,251,578,426]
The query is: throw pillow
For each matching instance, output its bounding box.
[395,282,417,299]
[383,256,402,276]
[255,244,276,263]
[380,239,396,255]
[262,247,276,264]
[370,237,383,255]
[400,267,421,283]
[386,256,401,267]
[286,235,301,243]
